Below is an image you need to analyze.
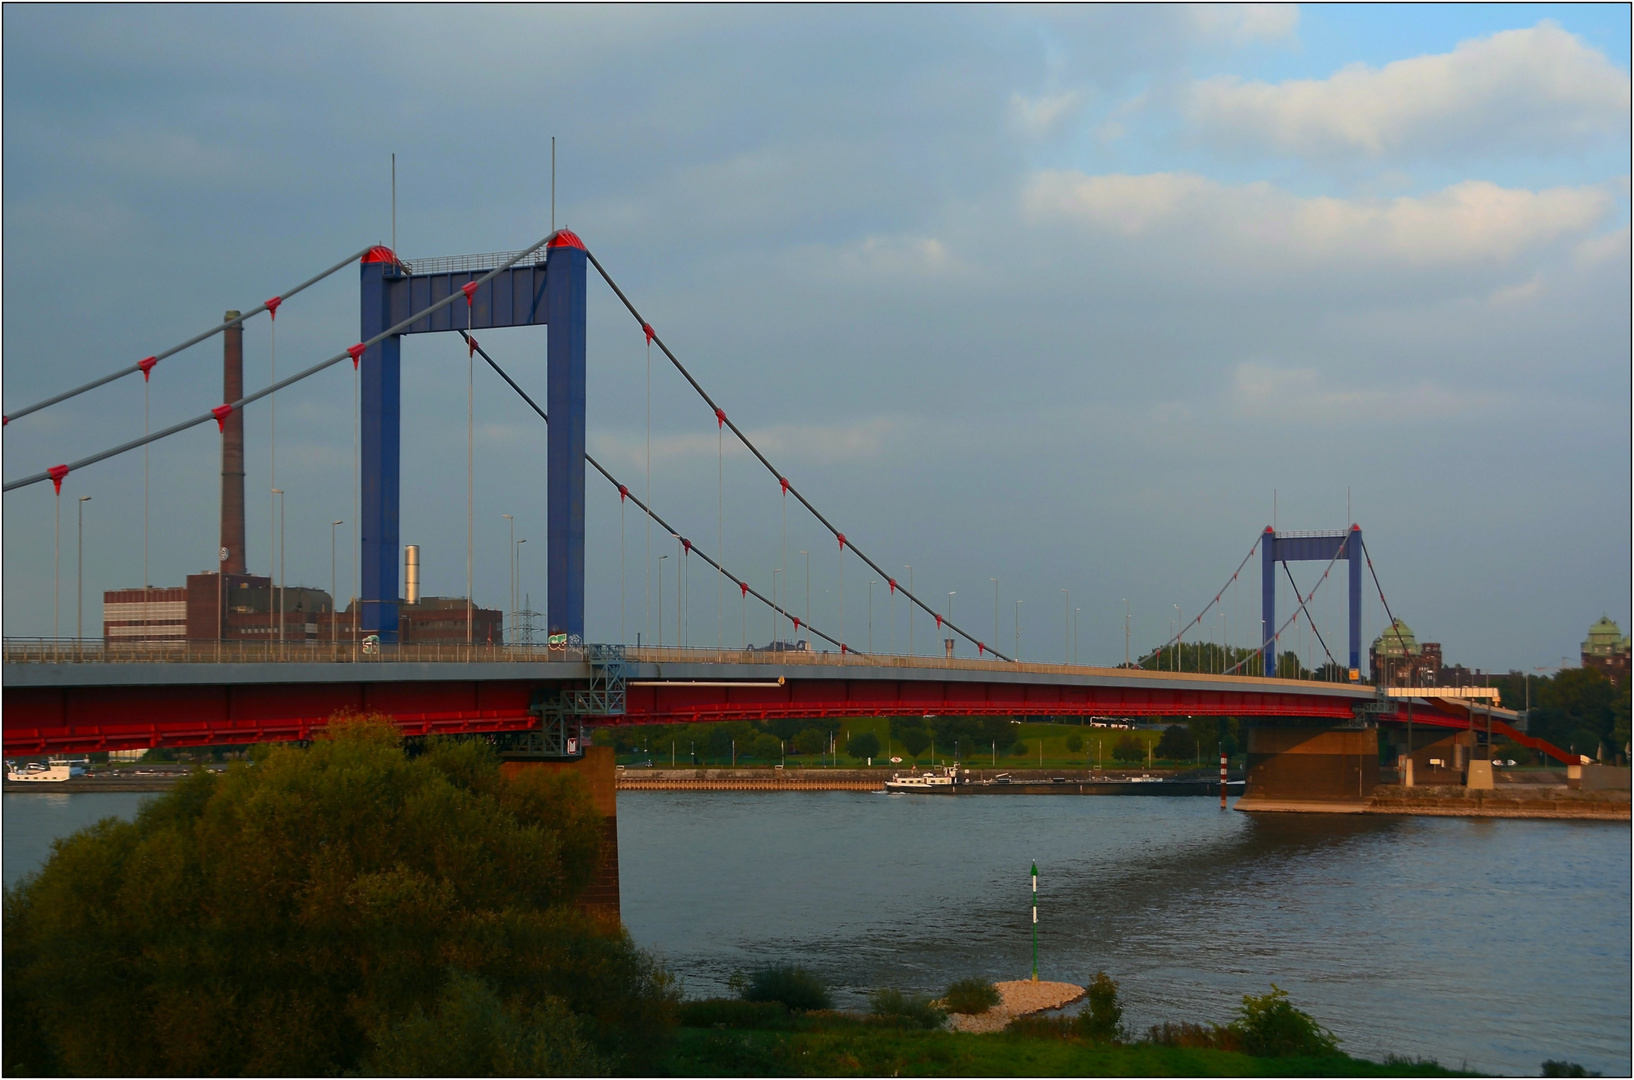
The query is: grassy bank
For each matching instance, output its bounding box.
[663,1022,1468,1077]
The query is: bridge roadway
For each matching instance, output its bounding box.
[2,642,1454,756]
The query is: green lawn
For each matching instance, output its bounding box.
[663,1025,1467,1077]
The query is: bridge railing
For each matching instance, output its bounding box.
[1,637,1372,690]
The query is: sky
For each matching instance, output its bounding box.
[2,4,1629,673]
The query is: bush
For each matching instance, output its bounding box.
[750,734,782,761]
[740,965,832,1012]
[677,998,791,1030]
[1010,740,1029,756]
[3,719,676,1076]
[1230,985,1339,1058]
[1155,723,1196,760]
[942,977,1001,1015]
[1064,733,1084,753]
[1111,734,1144,763]
[1541,1062,1602,1078]
[1073,971,1124,1043]
[868,989,945,1029]
[847,731,881,761]
[1145,1021,1242,1052]
[792,728,827,756]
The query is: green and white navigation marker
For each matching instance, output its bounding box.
[1031,860,1039,982]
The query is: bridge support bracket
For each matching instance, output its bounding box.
[498,646,626,760]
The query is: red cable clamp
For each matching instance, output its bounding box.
[138,356,158,381]
[2,415,9,427]
[715,407,725,428]
[47,464,69,494]
[837,533,846,551]
[740,582,748,597]
[792,617,800,631]
[347,343,366,368]
[212,404,234,432]
[888,579,896,594]
[978,642,986,655]
[779,476,788,495]
[935,614,943,629]
[841,643,848,654]
[618,485,629,502]
[462,281,478,305]
[681,538,692,554]
[265,296,282,320]
[468,335,478,358]
[643,323,654,346]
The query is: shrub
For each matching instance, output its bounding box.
[1007,1014,1074,1039]
[1145,1021,1242,1052]
[1111,734,1144,763]
[1073,971,1125,1043]
[847,732,881,761]
[750,734,782,761]
[1064,733,1084,753]
[792,728,827,756]
[1155,723,1196,760]
[1541,1062,1601,1078]
[869,989,946,1029]
[677,999,791,1030]
[2,719,676,1076]
[1010,740,1029,757]
[1230,985,1339,1058]
[740,965,832,1012]
[942,977,1001,1015]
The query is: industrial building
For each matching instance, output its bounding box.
[102,310,502,646]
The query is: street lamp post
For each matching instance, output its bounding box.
[1062,588,1070,665]
[991,578,999,658]
[1123,599,1130,667]
[1015,600,1022,661]
[515,539,527,643]
[657,554,668,648]
[331,520,343,643]
[76,496,92,653]
[272,488,285,649]
[868,579,876,653]
[904,565,913,655]
[773,568,782,642]
[503,514,515,638]
[1075,607,1080,666]
[1174,604,1181,672]
[800,550,810,638]
[947,591,955,657]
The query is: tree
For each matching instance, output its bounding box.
[847,732,881,761]
[1111,733,1144,763]
[1154,724,1196,761]
[897,725,931,758]
[751,734,782,761]
[1073,972,1124,1043]
[1064,733,1084,754]
[792,728,826,756]
[3,718,675,1076]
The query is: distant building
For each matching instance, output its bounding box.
[105,574,335,643]
[1582,615,1631,686]
[1369,619,1442,687]
[347,595,504,645]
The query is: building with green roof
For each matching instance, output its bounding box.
[1581,615,1630,686]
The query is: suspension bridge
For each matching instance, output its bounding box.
[1,228,1574,789]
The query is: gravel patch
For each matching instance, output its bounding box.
[946,979,1085,1034]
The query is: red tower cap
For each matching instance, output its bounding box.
[361,245,399,264]
[547,229,586,250]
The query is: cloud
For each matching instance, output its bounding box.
[1187,21,1630,160]
[590,417,909,473]
[1226,362,1497,424]
[1022,170,1615,269]
[1008,90,1085,138]
[1188,4,1299,45]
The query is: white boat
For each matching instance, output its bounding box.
[6,759,87,783]
[884,765,962,792]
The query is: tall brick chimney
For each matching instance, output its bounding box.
[220,311,246,575]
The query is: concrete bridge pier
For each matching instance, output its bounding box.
[500,745,619,922]
[1236,725,1381,812]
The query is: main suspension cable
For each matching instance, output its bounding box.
[3,235,559,493]
[460,331,851,654]
[3,245,372,426]
[584,248,1009,660]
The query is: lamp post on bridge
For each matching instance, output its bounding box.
[331,519,343,644]
[905,565,913,656]
[1015,599,1022,662]
[773,568,782,643]
[946,591,955,657]
[272,488,285,650]
[991,578,999,660]
[800,550,810,643]
[503,514,515,639]
[1062,589,1069,666]
[76,497,91,654]
[657,554,668,648]
[868,579,876,653]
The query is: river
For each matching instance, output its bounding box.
[7,790,1629,1075]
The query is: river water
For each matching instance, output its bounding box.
[8,790,1629,1075]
